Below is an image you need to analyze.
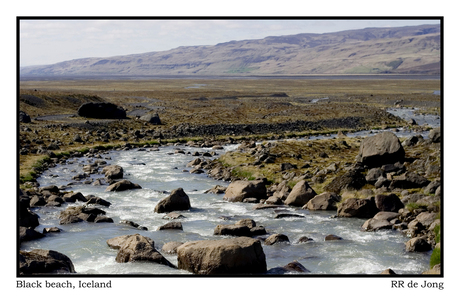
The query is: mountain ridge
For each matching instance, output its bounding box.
[20,24,441,76]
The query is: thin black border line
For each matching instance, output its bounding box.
[439,16,444,277]
[17,16,444,278]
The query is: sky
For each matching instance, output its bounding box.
[19,18,441,67]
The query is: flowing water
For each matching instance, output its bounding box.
[20,107,439,275]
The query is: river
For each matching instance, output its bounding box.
[20,107,440,275]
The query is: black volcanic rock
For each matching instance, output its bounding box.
[78,102,126,119]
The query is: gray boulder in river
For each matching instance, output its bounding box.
[101,164,123,180]
[19,249,76,274]
[303,192,341,211]
[105,179,141,192]
[223,180,267,202]
[107,234,175,268]
[337,197,378,218]
[284,180,317,207]
[154,188,191,213]
[176,237,267,275]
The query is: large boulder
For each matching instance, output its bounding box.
[101,165,124,180]
[264,233,290,245]
[19,249,76,274]
[63,191,88,203]
[158,221,183,231]
[176,237,267,275]
[284,180,317,207]
[267,260,310,274]
[107,234,175,268]
[30,195,46,207]
[390,172,430,189]
[374,193,404,212]
[105,179,141,192]
[214,219,266,237]
[337,198,378,218]
[428,127,441,143]
[365,167,384,184]
[405,237,432,252]
[19,111,31,123]
[154,188,191,213]
[357,132,405,168]
[213,224,252,237]
[361,211,400,231]
[324,169,366,194]
[205,185,227,194]
[39,185,60,194]
[19,226,45,242]
[140,112,161,125]
[271,181,291,200]
[223,180,267,202]
[19,196,39,228]
[77,101,126,119]
[415,212,438,229]
[86,196,111,207]
[303,192,341,210]
[407,211,439,237]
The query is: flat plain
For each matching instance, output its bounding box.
[18,77,441,182]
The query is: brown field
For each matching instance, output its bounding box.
[18,78,441,183]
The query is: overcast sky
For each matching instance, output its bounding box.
[20,18,441,67]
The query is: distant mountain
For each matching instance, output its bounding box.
[20,24,441,76]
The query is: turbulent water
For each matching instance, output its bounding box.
[20,108,440,275]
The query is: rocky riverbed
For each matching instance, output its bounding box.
[18,78,441,275]
[19,126,441,275]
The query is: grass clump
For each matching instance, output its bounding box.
[231,168,257,181]
[430,247,441,268]
[405,201,440,213]
[429,223,441,268]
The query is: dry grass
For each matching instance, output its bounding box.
[19,78,440,184]
[20,79,441,131]
[218,137,363,189]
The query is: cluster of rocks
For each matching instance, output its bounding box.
[19,128,441,275]
[199,130,442,258]
[19,171,148,243]
[19,184,115,243]
[163,116,369,139]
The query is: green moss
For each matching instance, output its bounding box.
[430,247,441,268]
[433,224,441,244]
[405,202,428,212]
[231,167,256,181]
[405,201,441,213]
[94,144,115,151]
[77,147,90,154]
[20,172,37,184]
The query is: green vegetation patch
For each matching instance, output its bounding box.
[225,67,260,74]
[386,59,403,69]
[430,247,441,268]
